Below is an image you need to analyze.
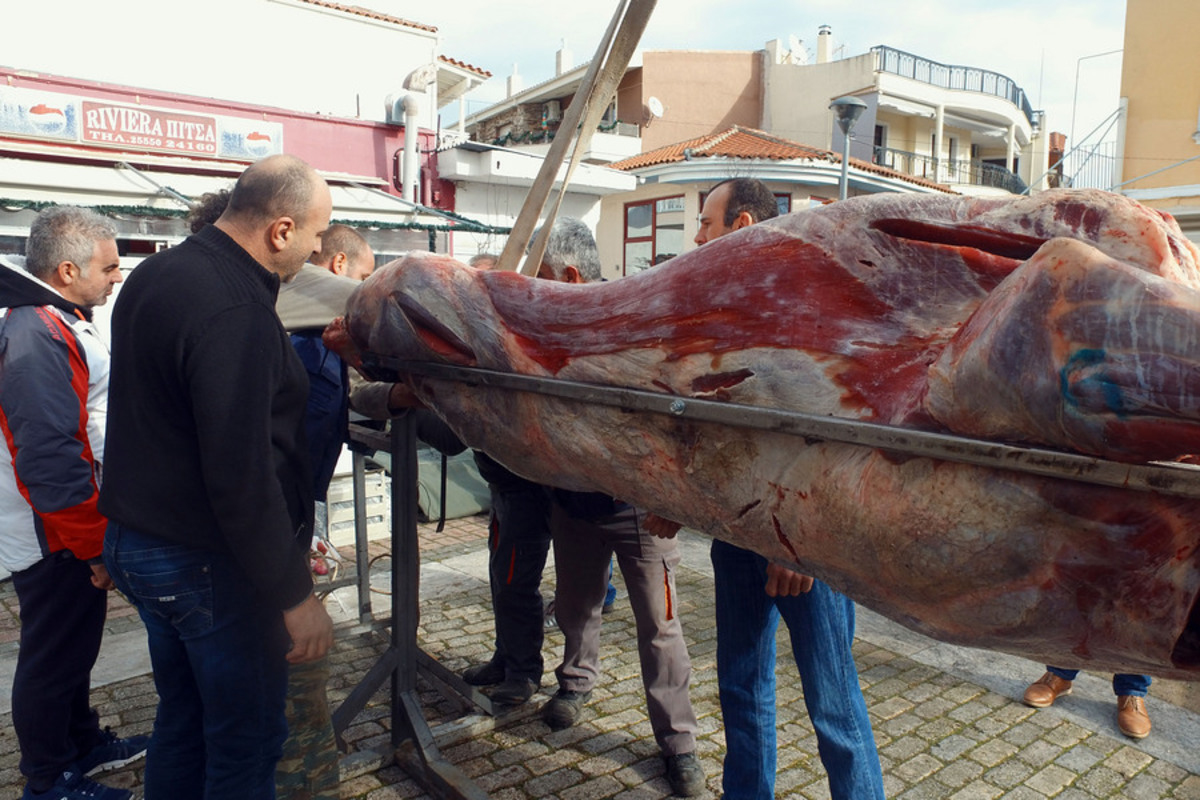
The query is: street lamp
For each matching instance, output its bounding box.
[830,95,867,200]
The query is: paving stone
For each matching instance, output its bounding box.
[2,515,1198,800]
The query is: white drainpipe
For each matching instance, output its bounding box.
[401,94,420,203]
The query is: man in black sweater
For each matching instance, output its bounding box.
[100,154,335,800]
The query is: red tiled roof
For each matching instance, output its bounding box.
[439,55,492,79]
[295,0,438,32]
[612,125,952,193]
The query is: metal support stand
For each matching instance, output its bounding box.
[332,416,491,800]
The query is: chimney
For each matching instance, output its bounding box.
[507,64,523,98]
[556,39,573,76]
[817,25,832,64]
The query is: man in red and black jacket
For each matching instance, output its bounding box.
[0,206,146,800]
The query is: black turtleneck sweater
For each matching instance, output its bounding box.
[99,225,314,610]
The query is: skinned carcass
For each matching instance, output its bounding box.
[330,189,1200,679]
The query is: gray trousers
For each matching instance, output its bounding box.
[550,502,699,756]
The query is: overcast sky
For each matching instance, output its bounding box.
[3,0,1127,158]
[412,0,1127,150]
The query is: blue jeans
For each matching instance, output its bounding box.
[711,540,885,800]
[1046,666,1151,696]
[104,522,290,800]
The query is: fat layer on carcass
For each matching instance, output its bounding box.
[331,189,1200,679]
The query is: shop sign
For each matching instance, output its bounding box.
[0,85,284,160]
[0,85,78,142]
[82,101,218,156]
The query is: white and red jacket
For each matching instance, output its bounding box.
[0,255,108,573]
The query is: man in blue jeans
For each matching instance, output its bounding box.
[688,177,886,800]
[1023,668,1152,738]
[101,155,335,800]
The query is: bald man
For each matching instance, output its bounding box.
[100,154,335,800]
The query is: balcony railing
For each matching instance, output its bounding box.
[872,46,1036,126]
[872,146,1027,194]
[491,120,639,147]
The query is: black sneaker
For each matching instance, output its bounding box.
[76,727,149,776]
[541,688,592,730]
[21,768,132,800]
[490,677,538,705]
[462,659,505,686]
[665,752,705,797]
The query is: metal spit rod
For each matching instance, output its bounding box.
[366,355,1200,500]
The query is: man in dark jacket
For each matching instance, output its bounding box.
[100,154,335,800]
[0,206,146,800]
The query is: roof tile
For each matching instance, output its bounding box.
[611,125,951,192]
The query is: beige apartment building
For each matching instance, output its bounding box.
[466,28,1051,275]
[1118,0,1200,239]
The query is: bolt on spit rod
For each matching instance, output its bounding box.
[368,355,1200,500]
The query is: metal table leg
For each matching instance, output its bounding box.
[333,415,490,800]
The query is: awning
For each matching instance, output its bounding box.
[0,150,503,234]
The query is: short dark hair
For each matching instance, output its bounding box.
[186,189,232,233]
[314,224,368,267]
[225,155,317,225]
[712,178,779,226]
[25,206,117,281]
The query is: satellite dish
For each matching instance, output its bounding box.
[647,96,665,118]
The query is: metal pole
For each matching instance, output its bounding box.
[839,130,851,201]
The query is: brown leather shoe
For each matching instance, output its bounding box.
[1022,672,1073,708]
[1117,695,1151,739]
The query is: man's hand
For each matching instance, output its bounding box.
[764,564,814,597]
[386,382,423,414]
[283,593,335,664]
[643,513,683,539]
[89,563,115,591]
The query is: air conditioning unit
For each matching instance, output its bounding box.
[544,100,562,122]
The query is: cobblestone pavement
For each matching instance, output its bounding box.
[2,514,1200,799]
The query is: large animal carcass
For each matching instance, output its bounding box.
[329,189,1200,679]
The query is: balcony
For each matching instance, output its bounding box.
[873,146,1027,194]
[872,46,1035,126]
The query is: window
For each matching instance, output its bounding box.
[873,124,889,166]
[623,195,685,275]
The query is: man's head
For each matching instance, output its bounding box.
[531,218,601,284]
[216,154,332,280]
[468,253,499,270]
[186,189,232,234]
[25,206,122,308]
[694,177,779,245]
[313,224,374,281]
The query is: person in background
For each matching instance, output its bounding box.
[101,155,335,800]
[468,252,498,269]
[0,206,147,800]
[1022,668,1152,738]
[275,228,375,800]
[536,217,706,798]
[318,224,375,281]
[684,177,886,800]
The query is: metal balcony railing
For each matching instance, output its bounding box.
[872,146,1027,194]
[872,46,1036,126]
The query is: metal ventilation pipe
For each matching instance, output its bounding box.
[400,93,420,203]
